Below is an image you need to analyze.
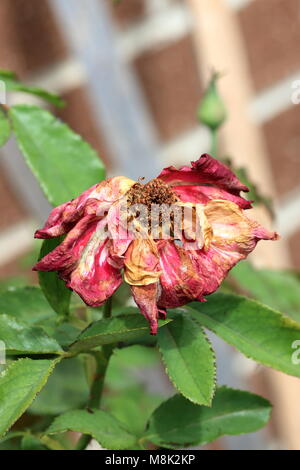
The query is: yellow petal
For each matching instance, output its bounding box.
[204,199,277,252]
[124,239,161,286]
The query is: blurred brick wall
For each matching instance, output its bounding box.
[237,0,300,268]
[238,0,300,91]
[0,0,298,452]
[134,35,202,140]
[55,87,112,166]
[0,0,67,77]
[106,0,146,26]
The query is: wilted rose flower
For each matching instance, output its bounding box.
[34,154,278,334]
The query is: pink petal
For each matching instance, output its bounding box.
[35,186,98,239]
[33,214,100,280]
[35,176,136,239]
[157,240,204,309]
[106,198,134,268]
[157,153,249,196]
[131,284,160,335]
[89,176,136,204]
[68,237,122,307]
[108,239,133,269]
[34,212,121,306]
[157,199,278,307]
[173,184,252,209]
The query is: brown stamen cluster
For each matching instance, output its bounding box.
[126,178,179,238]
[127,178,178,208]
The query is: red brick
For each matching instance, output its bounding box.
[134,36,202,141]
[0,168,26,231]
[238,0,300,90]
[6,0,68,77]
[0,0,24,76]
[263,105,300,196]
[107,0,145,27]
[289,230,300,270]
[55,87,112,169]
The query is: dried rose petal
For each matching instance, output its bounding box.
[34,154,278,334]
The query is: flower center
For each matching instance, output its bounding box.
[125,179,179,239]
[127,178,178,208]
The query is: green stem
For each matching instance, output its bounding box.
[103,295,112,319]
[75,297,114,451]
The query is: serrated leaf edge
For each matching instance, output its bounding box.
[0,357,62,438]
[144,385,272,448]
[158,312,216,407]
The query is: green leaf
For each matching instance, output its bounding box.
[0,358,60,438]
[189,293,300,378]
[0,109,10,146]
[106,345,160,391]
[231,262,300,323]
[104,346,163,436]
[111,344,159,368]
[0,286,56,326]
[38,238,71,317]
[9,105,105,207]
[104,385,163,437]
[29,358,89,416]
[0,71,64,107]
[52,323,80,348]
[145,386,272,448]
[69,315,172,354]
[46,409,137,450]
[157,313,216,406]
[0,314,63,355]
